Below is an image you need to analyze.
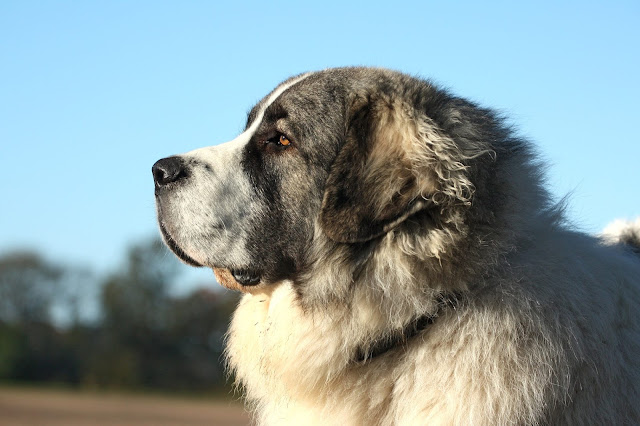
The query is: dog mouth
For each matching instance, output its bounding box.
[213,267,263,293]
[158,219,264,291]
[228,269,261,286]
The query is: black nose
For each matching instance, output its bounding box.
[152,156,187,187]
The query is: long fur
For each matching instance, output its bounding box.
[155,67,640,425]
[226,72,640,425]
[602,218,640,250]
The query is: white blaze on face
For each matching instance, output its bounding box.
[184,72,312,168]
[163,73,313,267]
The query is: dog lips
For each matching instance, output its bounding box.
[232,271,260,286]
[213,268,261,293]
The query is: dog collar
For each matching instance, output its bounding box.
[353,292,460,363]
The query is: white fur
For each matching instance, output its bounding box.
[601,218,640,246]
[227,226,640,425]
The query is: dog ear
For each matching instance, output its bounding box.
[320,94,477,243]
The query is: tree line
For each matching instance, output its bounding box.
[0,238,239,393]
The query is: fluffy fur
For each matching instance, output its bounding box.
[153,67,640,425]
[602,218,640,250]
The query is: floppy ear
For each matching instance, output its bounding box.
[320,94,477,243]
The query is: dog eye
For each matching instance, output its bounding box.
[264,134,292,149]
[278,135,291,146]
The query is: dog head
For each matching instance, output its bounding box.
[153,68,499,293]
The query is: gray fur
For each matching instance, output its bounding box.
[155,67,640,425]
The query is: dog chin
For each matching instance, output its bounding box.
[158,220,203,267]
[159,220,268,293]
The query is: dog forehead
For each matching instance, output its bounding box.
[244,67,413,141]
[252,72,362,128]
[247,69,365,117]
[245,72,318,129]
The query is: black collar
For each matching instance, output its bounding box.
[353,292,460,363]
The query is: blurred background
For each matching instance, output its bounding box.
[1,1,638,424]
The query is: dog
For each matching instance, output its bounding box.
[153,67,640,425]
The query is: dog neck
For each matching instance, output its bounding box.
[353,292,461,363]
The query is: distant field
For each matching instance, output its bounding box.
[0,387,250,426]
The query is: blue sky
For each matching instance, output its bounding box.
[1,1,638,287]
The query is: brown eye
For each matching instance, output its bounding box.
[278,135,291,146]
[263,133,292,151]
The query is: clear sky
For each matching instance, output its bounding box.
[1,1,639,286]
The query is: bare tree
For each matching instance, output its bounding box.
[0,251,62,324]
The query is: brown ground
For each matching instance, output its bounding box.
[0,387,250,426]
